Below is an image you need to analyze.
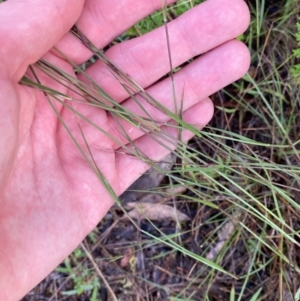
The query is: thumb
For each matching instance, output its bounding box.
[0,0,84,81]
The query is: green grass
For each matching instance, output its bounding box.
[291,16,300,81]
[23,0,300,300]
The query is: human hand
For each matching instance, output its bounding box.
[0,0,250,299]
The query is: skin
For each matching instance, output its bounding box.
[0,0,250,299]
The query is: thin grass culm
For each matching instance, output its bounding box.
[21,0,300,300]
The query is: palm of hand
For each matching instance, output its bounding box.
[0,0,250,299]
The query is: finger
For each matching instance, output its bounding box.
[115,98,214,191]
[55,0,177,64]
[81,0,250,101]
[0,0,84,80]
[63,40,248,151]
[104,40,250,147]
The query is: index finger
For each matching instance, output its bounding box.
[54,0,177,64]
